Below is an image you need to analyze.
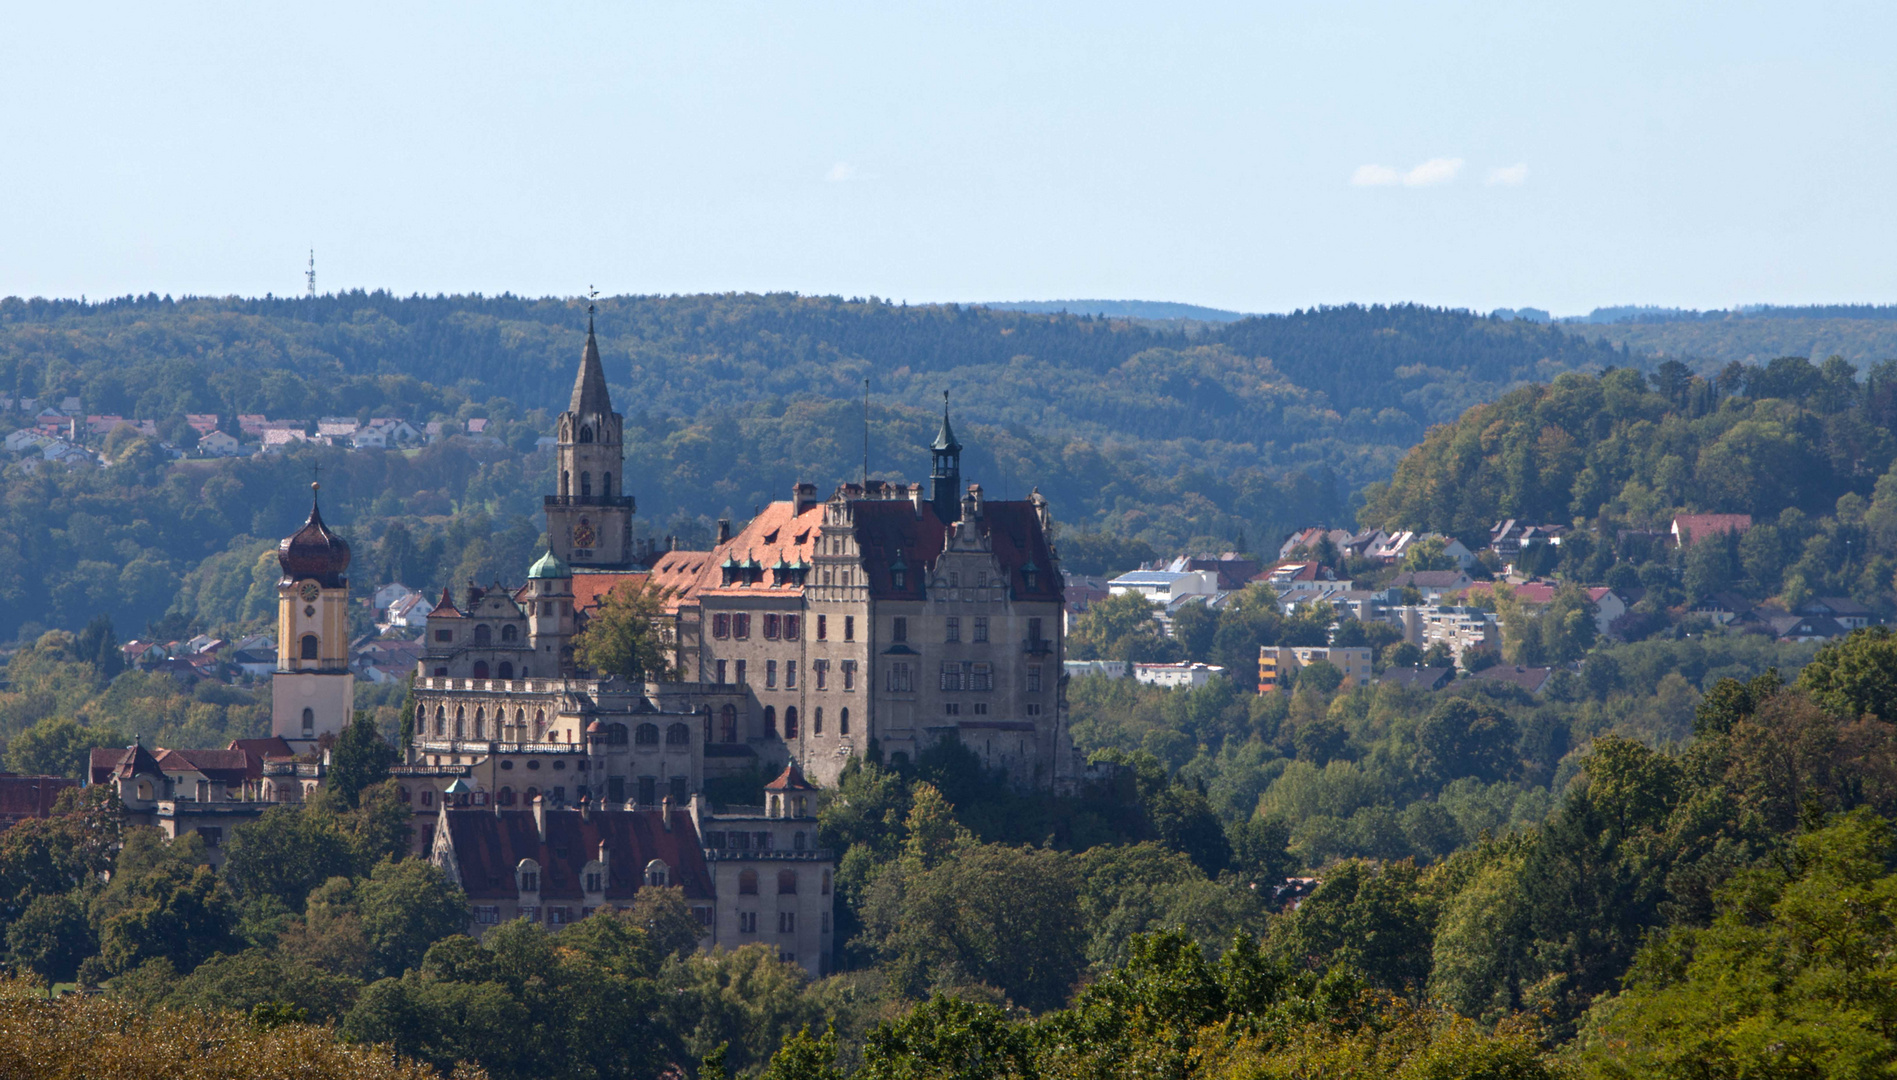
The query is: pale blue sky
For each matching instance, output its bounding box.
[3,2,1892,314]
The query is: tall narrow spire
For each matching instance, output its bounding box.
[569,303,612,415]
[929,390,963,521]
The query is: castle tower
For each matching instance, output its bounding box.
[525,550,577,675]
[929,395,963,523]
[546,311,635,567]
[273,483,355,749]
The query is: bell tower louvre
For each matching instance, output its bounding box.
[546,306,636,568]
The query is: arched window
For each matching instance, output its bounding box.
[580,472,592,497]
[784,707,799,739]
[474,708,486,739]
[644,859,670,887]
[472,660,490,679]
[561,470,570,497]
[635,723,660,746]
[534,710,546,741]
[474,624,492,646]
[517,859,541,894]
[603,473,613,496]
[455,708,466,738]
[499,787,516,806]
[777,870,798,895]
[301,707,315,734]
[761,706,775,738]
[497,661,514,680]
[136,781,152,800]
[840,708,850,735]
[435,706,446,736]
[300,634,319,660]
[666,722,691,746]
[515,708,526,733]
[605,723,629,746]
[501,624,518,643]
[724,706,741,743]
[739,869,758,895]
[579,425,593,443]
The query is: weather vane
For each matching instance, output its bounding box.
[588,284,599,315]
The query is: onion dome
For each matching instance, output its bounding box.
[528,551,571,580]
[278,483,351,587]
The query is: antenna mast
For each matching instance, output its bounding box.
[305,250,316,298]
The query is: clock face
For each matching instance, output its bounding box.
[573,520,596,548]
[298,581,321,602]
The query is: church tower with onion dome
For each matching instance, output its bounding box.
[273,482,355,749]
[546,308,635,568]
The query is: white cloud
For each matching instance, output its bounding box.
[825,162,859,182]
[1403,157,1464,186]
[1485,163,1530,186]
[1351,164,1402,187]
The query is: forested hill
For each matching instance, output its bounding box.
[1563,304,1897,370]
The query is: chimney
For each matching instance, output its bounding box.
[532,794,546,842]
[910,483,924,517]
[716,518,731,545]
[794,482,819,515]
[660,795,672,829]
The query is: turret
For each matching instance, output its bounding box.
[526,550,575,675]
[929,393,962,523]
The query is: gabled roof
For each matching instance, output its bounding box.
[89,743,163,784]
[571,571,652,615]
[428,585,465,618]
[0,774,77,821]
[765,761,816,792]
[439,807,714,902]
[1380,667,1455,691]
[1471,665,1554,694]
[155,748,251,785]
[850,497,1063,603]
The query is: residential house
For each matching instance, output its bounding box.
[1380,667,1454,692]
[1489,520,1570,560]
[1470,664,1555,695]
[1387,569,1474,603]
[1797,597,1876,631]
[1062,572,1112,633]
[1277,527,1354,560]
[261,429,311,453]
[1258,646,1373,693]
[1371,531,1477,570]
[1672,514,1753,547]
[375,583,421,612]
[1132,661,1226,689]
[385,591,430,628]
[317,419,361,444]
[5,429,47,453]
[1689,592,1755,625]
[1459,582,1629,638]
[1255,561,1350,605]
[1109,568,1222,606]
[185,414,221,435]
[1165,554,1262,591]
[1064,659,1131,680]
[199,430,242,456]
[1760,613,1847,643]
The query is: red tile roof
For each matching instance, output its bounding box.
[439,807,714,902]
[570,571,653,615]
[0,774,78,823]
[1672,514,1753,545]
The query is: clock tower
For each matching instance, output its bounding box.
[545,310,635,567]
[272,483,355,750]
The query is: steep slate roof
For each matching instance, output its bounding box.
[440,806,714,902]
[851,497,1062,603]
[90,743,163,784]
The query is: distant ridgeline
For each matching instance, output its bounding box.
[0,291,1690,639]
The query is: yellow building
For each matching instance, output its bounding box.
[272,482,356,750]
[1257,645,1373,694]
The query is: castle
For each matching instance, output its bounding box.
[403,312,1077,797]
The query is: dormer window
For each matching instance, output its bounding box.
[644,859,670,887]
[891,552,907,590]
[517,859,541,893]
[1022,561,1039,591]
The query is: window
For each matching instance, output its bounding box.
[501,624,518,642]
[716,659,728,684]
[814,708,823,735]
[945,617,960,643]
[945,703,961,715]
[778,911,796,934]
[739,869,758,894]
[950,572,960,587]
[784,615,801,639]
[841,660,856,691]
[736,659,747,685]
[300,634,319,660]
[301,707,315,734]
[823,869,832,895]
[636,723,660,745]
[974,617,990,643]
[548,906,572,927]
[474,624,492,646]
[822,912,831,933]
[473,660,489,679]
[1027,703,1043,716]
[638,776,657,805]
[765,613,781,639]
[196,826,222,847]
[435,629,452,643]
[1027,664,1043,692]
[604,723,628,745]
[844,615,855,641]
[939,663,962,691]
[497,661,514,679]
[970,662,993,691]
[762,705,777,737]
[814,660,828,690]
[784,707,799,739]
[887,662,913,693]
[840,707,850,735]
[1028,617,1043,644]
[786,661,797,689]
[766,660,777,688]
[519,865,541,893]
[476,905,501,924]
[892,616,907,642]
[740,911,758,933]
[666,723,690,746]
[816,615,827,640]
[713,613,731,638]
[974,703,988,715]
[645,860,670,887]
[734,614,750,639]
[778,870,798,894]
[580,472,592,497]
